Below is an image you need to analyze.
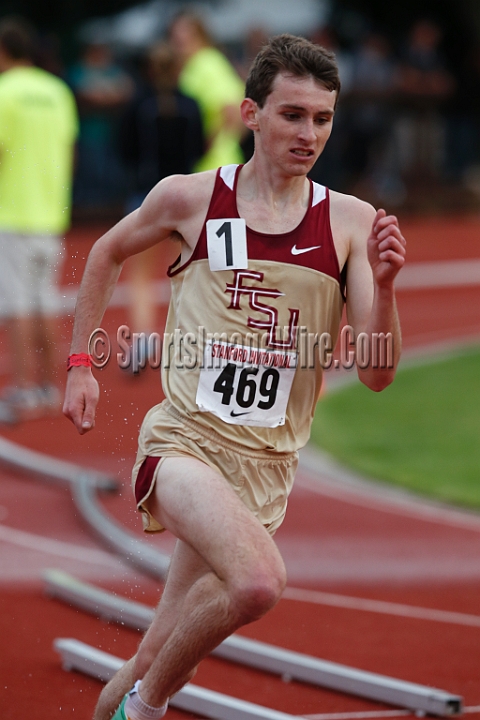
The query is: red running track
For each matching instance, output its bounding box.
[1,216,480,719]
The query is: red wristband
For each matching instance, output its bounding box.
[67,353,93,371]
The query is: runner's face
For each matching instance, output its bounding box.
[254,73,336,175]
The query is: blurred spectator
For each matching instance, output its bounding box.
[308,25,353,191]
[120,42,204,212]
[236,26,269,80]
[68,42,134,208]
[119,42,204,356]
[35,30,64,76]
[396,19,455,180]
[445,45,480,189]
[168,11,245,171]
[342,32,404,203]
[311,25,354,92]
[235,26,269,162]
[0,18,78,420]
[398,19,453,96]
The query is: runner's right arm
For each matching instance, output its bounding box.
[63,172,215,434]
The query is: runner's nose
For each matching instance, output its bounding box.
[298,118,316,144]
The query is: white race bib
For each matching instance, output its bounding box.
[206,218,248,271]
[196,340,297,428]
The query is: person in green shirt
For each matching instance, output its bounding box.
[0,18,78,420]
[168,11,245,171]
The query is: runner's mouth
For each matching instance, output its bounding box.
[291,149,314,157]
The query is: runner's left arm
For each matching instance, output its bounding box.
[345,206,406,391]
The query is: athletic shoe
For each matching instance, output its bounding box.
[111,695,129,720]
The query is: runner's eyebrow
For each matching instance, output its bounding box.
[279,103,334,116]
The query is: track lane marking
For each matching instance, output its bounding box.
[301,706,480,719]
[296,469,480,534]
[282,587,480,627]
[56,257,480,316]
[396,258,480,289]
[300,710,411,719]
[0,523,119,566]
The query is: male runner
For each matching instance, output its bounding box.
[64,34,406,720]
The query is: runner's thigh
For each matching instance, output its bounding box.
[149,456,284,584]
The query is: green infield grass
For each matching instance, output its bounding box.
[310,345,480,508]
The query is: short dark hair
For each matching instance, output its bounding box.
[0,18,34,61]
[245,34,340,108]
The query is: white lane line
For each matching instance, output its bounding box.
[396,258,480,289]
[282,587,480,628]
[57,258,480,316]
[300,707,480,720]
[300,710,411,719]
[0,523,118,566]
[296,465,480,534]
[323,338,480,394]
[400,328,480,353]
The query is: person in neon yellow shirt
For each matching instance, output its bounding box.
[169,12,245,171]
[0,18,78,420]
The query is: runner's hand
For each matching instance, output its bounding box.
[367,209,406,287]
[63,367,99,435]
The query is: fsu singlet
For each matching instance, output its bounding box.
[162,164,345,453]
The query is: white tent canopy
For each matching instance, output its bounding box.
[80,0,329,49]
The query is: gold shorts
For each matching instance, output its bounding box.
[132,400,298,536]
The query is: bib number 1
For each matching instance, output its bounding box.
[206,218,248,271]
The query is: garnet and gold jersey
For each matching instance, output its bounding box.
[162,164,344,453]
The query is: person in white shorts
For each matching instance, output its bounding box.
[0,18,77,418]
[64,34,406,720]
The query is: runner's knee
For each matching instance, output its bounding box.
[231,555,286,622]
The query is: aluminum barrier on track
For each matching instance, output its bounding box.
[0,435,117,491]
[0,432,464,717]
[46,570,463,717]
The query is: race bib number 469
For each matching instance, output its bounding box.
[196,340,297,428]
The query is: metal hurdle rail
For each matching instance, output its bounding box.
[54,637,301,720]
[0,435,464,717]
[47,569,463,717]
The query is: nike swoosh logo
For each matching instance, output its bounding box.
[230,410,251,417]
[291,244,322,255]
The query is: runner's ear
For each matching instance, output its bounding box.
[240,98,259,131]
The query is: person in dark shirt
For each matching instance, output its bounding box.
[120,42,205,357]
[121,42,204,208]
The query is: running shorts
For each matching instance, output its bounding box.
[132,399,298,536]
[0,232,64,317]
